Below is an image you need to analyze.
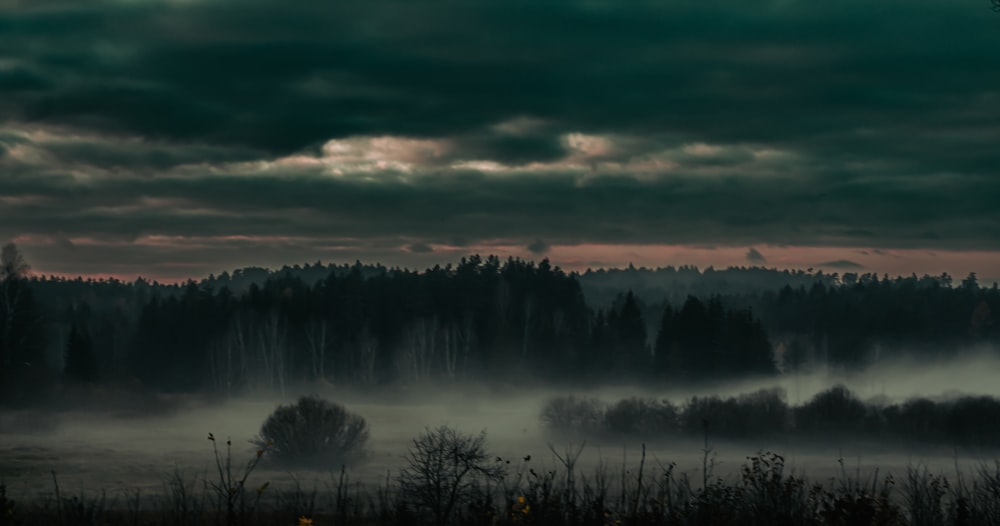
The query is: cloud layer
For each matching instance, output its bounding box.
[2,0,999,278]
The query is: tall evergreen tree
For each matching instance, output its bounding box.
[65,323,98,383]
[1,243,42,369]
[613,291,648,373]
[653,304,676,375]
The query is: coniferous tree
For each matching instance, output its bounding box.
[0,243,49,404]
[10,256,1000,395]
[65,323,98,383]
[613,291,648,373]
[675,296,711,378]
[653,304,676,376]
[1,243,44,370]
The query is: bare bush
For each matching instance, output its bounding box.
[397,426,504,525]
[682,388,788,438]
[946,396,1000,446]
[253,395,369,468]
[734,388,789,435]
[540,395,605,435]
[604,397,678,436]
[794,385,871,435]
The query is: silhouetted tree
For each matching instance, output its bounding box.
[609,291,648,374]
[64,323,98,383]
[1,243,35,368]
[11,255,1000,395]
[253,395,369,467]
[0,243,48,404]
[397,426,504,525]
[653,304,677,376]
[794,385,870,435]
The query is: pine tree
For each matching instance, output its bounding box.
[65,324,98,383]
[653,304,677,376]
[615,291,648,373]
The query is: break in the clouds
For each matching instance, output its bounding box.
[2,0,999,280]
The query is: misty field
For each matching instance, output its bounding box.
[5,359,1000,525]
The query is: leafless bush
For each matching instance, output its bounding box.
[794,385,870,435]
[605,397,678,436]
[253,395,369,468]
[540,395,604,435]
[397,426,504,525]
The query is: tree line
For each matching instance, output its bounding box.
[2,244,998,402]
[544,386,1000,448]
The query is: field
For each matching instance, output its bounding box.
[4,359,1000,525]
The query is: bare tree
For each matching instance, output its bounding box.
[399,316,436,382]
[304,317,331,382]
[1,243,30,368]
[209,315,250,397]
[440,314,474,380]
[397,426,504,525]
[356,323,379,384]
[258,310,287,395]
[521,295,535,360]
[0,243,29,281]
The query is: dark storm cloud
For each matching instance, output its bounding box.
[746,248,767,264]
[41,140,259,171]
[407,242,434,254]
[2,0,1000,275]
[818,260,865,270]
[4,0,998,160]
[3,159,999,251]
[527,240,551,256]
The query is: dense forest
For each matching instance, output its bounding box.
[1,243,998,405]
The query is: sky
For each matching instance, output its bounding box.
[2,0,999,283]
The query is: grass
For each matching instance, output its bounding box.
[5,441,1000,525]
[5,386,1000,525]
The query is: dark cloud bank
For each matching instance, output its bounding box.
[2,0,999,276]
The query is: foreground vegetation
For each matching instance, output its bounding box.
[4,441,1000,526]
[2,385,1000,526]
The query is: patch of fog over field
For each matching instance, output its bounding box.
[704,348,1000,406]
[2,350,1000,504]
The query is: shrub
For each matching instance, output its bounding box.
[945,396,1000,446]
[397,426,503,525]
[604,397,678,436]
[253,395,369,468]
[540,395,604,435]
[884,398,945,442]
[733,388,789,436]
[794,385,870,435]
[679,389,788,439]
[681,395,743,437]
[0,484,16,525]
[738,452,815,525]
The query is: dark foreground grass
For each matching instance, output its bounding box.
[4,451,1000,526]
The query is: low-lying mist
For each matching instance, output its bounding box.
[650,348,1000,406]
[3,350,1000,506]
